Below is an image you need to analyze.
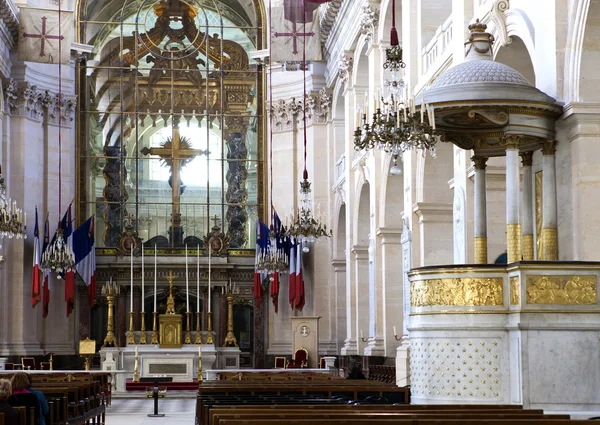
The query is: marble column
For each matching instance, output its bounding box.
[331,259,347,352]
[520,152,534,260]
[541,141,558,260]
[472,157,488,264]
[505,137,522,263]
[225,130,249,248]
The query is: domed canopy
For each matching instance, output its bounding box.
[423,20,562,156]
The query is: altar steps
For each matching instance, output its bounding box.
[125,380,200,391]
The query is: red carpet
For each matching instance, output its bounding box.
[125,380,199,391]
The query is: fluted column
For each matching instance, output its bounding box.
[505,137,522,263]
[541,141,558,260]
[473,157,488,264]
[520,152,534,260]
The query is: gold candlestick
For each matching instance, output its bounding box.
[223,295,238,347]
[49,353,53,370]
[206,311,214,344]
[102,280,118,347]
[140,313,147,344]
[195,312,202,344]
[151,312,159,344]
[198,347,203,383]
[128,312,136,344]
[185,312,192,344]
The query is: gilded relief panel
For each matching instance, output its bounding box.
[526,275,597,305]
[510,276,520,305]
[410,278,503,307]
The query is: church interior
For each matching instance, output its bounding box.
[2,0,600,422]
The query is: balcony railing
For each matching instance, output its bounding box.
[421,15,453,76]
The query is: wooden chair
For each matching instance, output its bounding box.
[4,362,14,370]
[286,347,308,369]
[39,362,51,371]
[274,357,286,369]
[21,358,35,371]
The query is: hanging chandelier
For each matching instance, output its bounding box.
[286,171,331,250]
[41,227,75,277]
[0,170,26,247]
[353,0,439,161]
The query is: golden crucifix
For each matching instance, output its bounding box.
[141,127,209,244]
[165,270,176,314]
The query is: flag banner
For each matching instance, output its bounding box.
[270,0,322,63]
[18,7,73,64]
[271,272,280,313]
[288,240,296,308]
[42,215,50,318]
[74,216,96,307]
[254,219,270,308]
[60,204,75,317]
[295,242,304,310]
[32,207,41,308]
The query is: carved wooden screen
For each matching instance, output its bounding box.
[76,0,264,250]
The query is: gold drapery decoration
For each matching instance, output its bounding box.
[535,171,543,259]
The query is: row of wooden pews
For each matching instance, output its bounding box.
[0,372,110,425]
[203,403,590,425]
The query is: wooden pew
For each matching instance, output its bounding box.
[216,420,591,425]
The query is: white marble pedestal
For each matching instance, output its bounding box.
[216,347,241,369]
[0,358,7,370]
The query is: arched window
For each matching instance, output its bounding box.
[76,0,265,249]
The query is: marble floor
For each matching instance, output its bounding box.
[106,398,197,425]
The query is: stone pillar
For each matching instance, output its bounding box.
[520,152,534,260]
[78,286,91,340]
[505,137,522,263]
[351,245,369,355]
[331,259,347,352]
[377,228,402,358]
[541,141,558,260]
[473,157,488,264]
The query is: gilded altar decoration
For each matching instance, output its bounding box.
[115,216,143,257]
[203,215,230,257]
[510,276,520,305]
[410,278,503,307]
[526,275,597,305]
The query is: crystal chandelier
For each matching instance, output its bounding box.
[286,171,331,252]
[353,0,439,161]
[41,227,75,278]
[0,171,26,247]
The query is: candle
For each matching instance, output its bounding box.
[197,244,200,313]
[393,326,397,336]
[185,244,190,312]
[24,212,26,227]
[199,345,202,358]
[155,205,159,236]
[153,244,157,312]
[130,243,134,312]
[360,329,363,339]
[208,243,212,313]
[141,246,145,313]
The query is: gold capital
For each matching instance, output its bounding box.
[503,135,522,150]
[520,151,533,167]
[472,157,488,170]
[541,140,556,156]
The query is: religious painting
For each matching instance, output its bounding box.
[76,0,265,250]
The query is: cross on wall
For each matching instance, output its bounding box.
[274,20,315,56]
[23,16,65,58]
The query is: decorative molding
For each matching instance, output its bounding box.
[359,4,379,43]
[338,51,354,89]
[411,278,504,307]
[3,79,76,124]
[269,88,332,132]
[510,276,520,305]
[0,0,18,46]
[489,0,511,48]
[319,0,343,43]
[526,275,597,305]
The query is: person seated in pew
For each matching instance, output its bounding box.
[25,375,49,425]
[9,373,41,425]
[346,365,366,380]
[0,379,19,425]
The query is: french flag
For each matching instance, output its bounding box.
[288,240,296,309]
[253,218,270,308]
[42,214,50,318]
[61,204,75,317]
[74,216,96,307]
[31,207,41,308]
[294,242,304,311]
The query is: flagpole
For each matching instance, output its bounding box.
[195,243,201,344]
[140,246,146,344]
[151,243,158,344]
[128,242,135,344]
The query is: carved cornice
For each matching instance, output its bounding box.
[3,79,76,124]
[490,0,511,48]
[360,4,379,43]
[319,0,343,43]
[0,0,18,46]
[270,88,332,132]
